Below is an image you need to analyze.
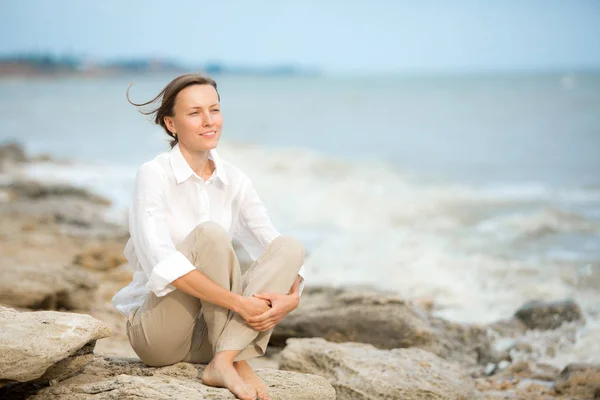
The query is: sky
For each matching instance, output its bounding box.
[1,0,600,74]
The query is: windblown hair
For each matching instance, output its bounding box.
[126,73,220,148]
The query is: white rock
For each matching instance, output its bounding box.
[0,307,111,385]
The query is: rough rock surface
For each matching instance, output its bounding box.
[73,243,128,271]
[0,263,99,310]
[0,197,124,237]
[0,307,111,386]
[280,337,483,400]
[2,180,111,205]
[514,299,584,330]
[29,356,336,400]
[0,178,127,240]
[272,286,492,366]
[554,363,600,399]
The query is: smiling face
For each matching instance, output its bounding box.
[163,84,223,152]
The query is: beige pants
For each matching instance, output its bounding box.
[126,222,304,367]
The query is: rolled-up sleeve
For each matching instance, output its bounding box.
[129,163,196,297]
[234,176,306,295]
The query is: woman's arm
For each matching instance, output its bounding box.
[172,270,269,320]
[232,176,306,330]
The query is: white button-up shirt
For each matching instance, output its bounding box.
[112,144,305,317]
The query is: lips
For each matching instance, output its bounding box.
[200,131,216,138]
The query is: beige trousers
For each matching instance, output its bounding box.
[126,221,304,367]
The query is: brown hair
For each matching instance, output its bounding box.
[126,73,220,149]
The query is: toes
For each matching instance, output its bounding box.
[241,390,257,400]
[240,385,256,400]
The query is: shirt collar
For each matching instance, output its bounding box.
[169,143,229,185]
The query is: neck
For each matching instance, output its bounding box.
[179,143,214,180]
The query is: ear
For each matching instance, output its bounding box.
[164,116,176,135]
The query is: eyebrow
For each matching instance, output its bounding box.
[186,104,220,111]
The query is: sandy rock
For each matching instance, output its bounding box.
[2,180,111,205]
[0,307,111,386]
[474,377,557,400]
[280,337,482,400]
[74,243,127,271]
[0,197,126,239]
[272,286,492,366]
[495,360,561,381]
[29,356,336,400]
[514,299,584,330]
[0,263,99,310]
[554,363,600,399]
[487,317,529,337]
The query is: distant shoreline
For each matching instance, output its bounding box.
[0,56,320,80]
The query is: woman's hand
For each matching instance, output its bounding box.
[245,293,300,332]
[236,296,271,322]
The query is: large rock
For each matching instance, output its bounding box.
[272,287,492,366]
[514,299,585,330]
[28,356,336,400]
[554,363,600,399]
[0,263,99,310]
[0,307,111,387]
[1,197,110,228]
[280,337,483,400]
[0,181,127,239]
[0,142,27,171]
[2,180,110,205]
[73,243,127,271]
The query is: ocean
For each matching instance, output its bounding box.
[1,72,599,367]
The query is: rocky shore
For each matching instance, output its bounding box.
[1,142,598,399]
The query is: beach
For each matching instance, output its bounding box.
[1,72,599,398]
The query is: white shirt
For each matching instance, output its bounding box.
[112,144,305,317]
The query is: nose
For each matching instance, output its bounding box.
[201,112,214,126]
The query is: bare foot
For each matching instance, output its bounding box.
[235,361,271,400]
[202,359,257,400]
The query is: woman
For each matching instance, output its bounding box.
[112,74,306,400]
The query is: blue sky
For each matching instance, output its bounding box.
[1,0,599,73]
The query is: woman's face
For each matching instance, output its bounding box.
[164,84,223,152]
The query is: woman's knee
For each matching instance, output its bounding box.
[272,235,305,263]
[192,221,231,248]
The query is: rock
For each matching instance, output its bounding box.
[0,197,126,239]
[474,377,556,400]
[280,337,483,400]
[494,360,560,381]
[0,263,99,310]
[554,363,600,399]
[2,180,111,205]
[74,243,127,271]
[497,360,510,370]
[487,317,528,337]
[0,307,111,387]
[0,142,27,171]
[493,338,517,355]
[485,363,497,376]
[27,356,336,400]
[514,299,584,330]
[271,286,492,366]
